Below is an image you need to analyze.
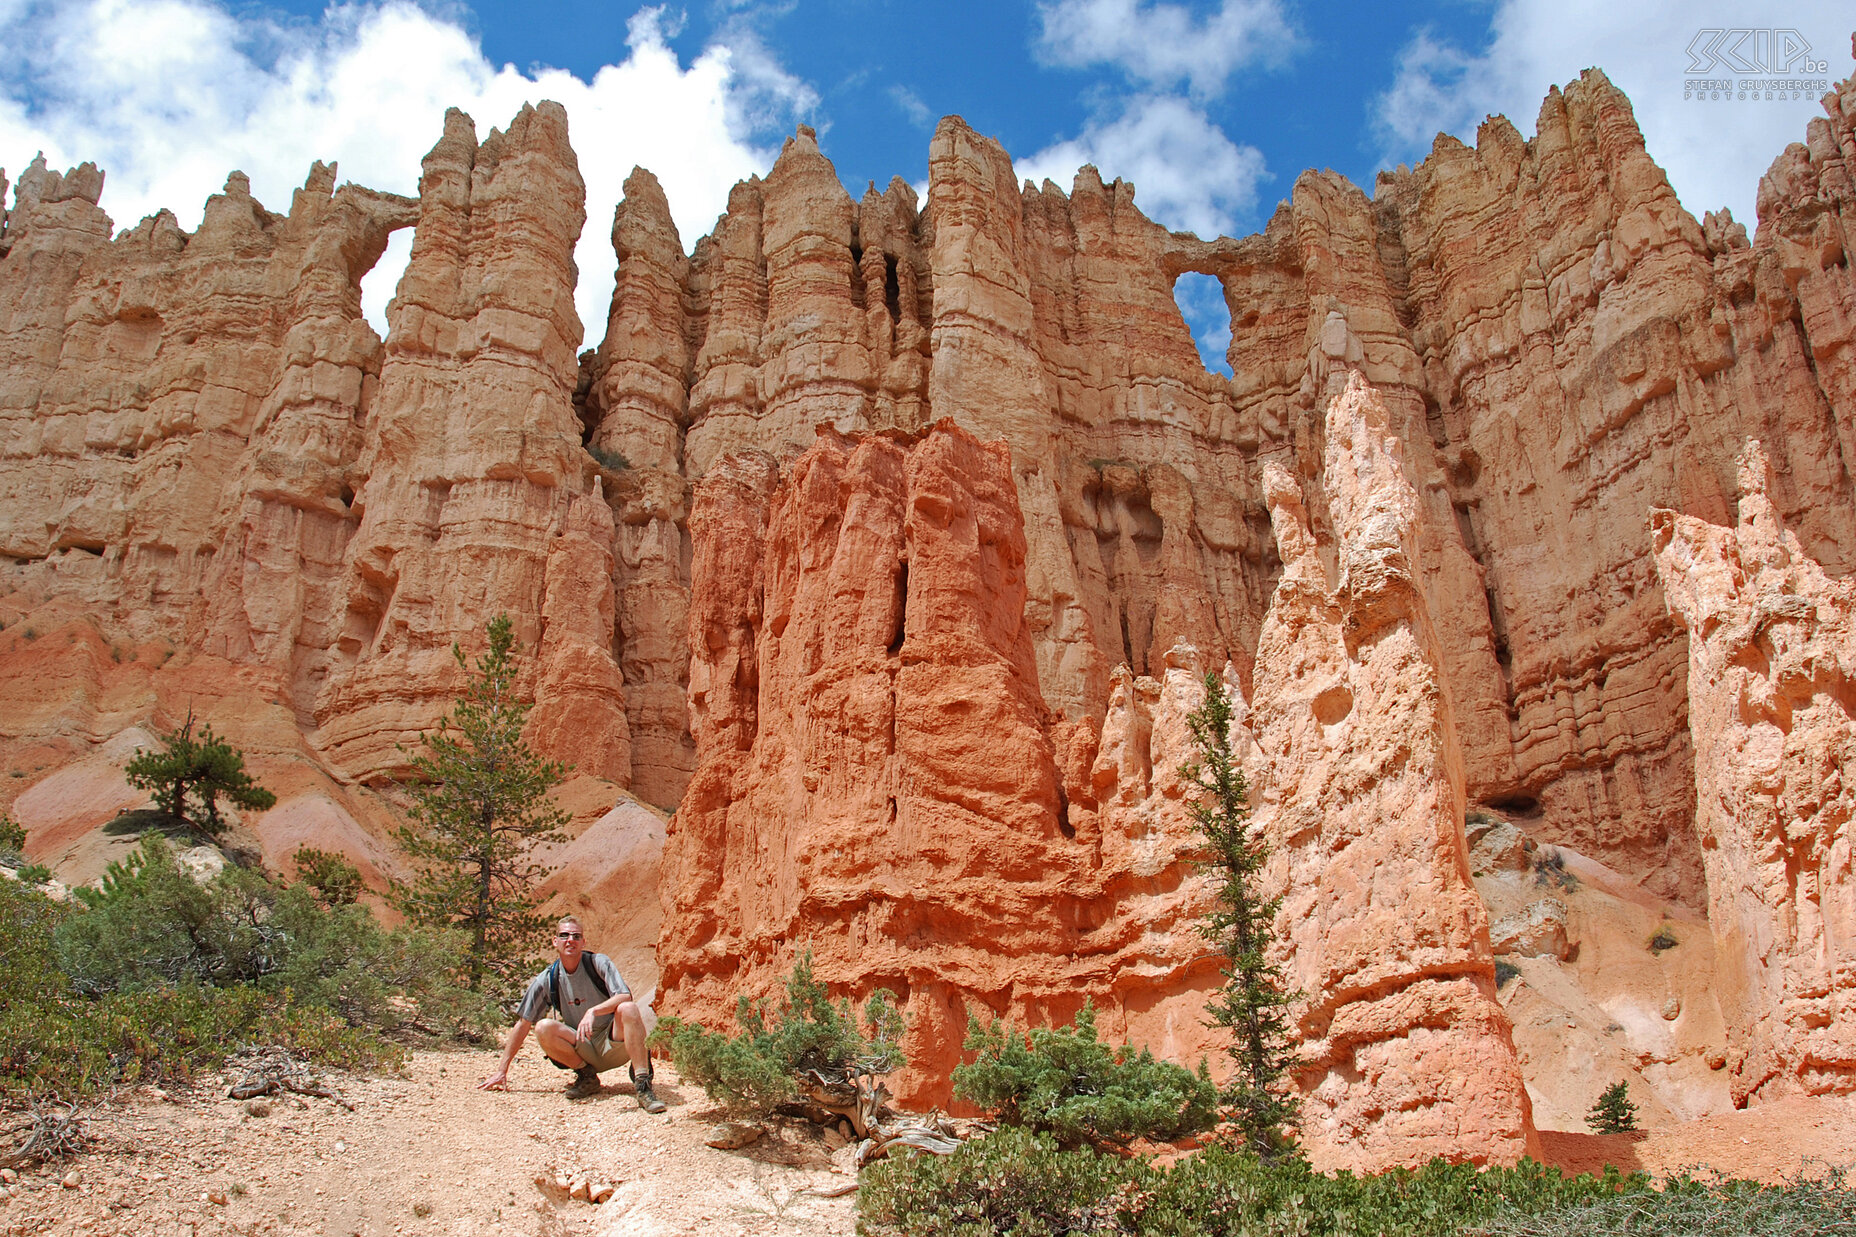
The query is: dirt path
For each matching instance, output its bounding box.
[2,1051,856,1237]
[9,1051,1856,1237]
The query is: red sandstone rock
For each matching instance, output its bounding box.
[664,421,1078,1109]
[1652,441,1856,1103]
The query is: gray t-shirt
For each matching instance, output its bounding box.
[517,954,628,1041]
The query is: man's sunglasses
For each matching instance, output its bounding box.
[556,932,584,940]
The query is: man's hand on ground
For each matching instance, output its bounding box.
[477,1070,509,1091]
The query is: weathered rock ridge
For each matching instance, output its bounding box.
[1247,375,1535,1167]
[3,63,1856,1163]
[1653,442,1856,1104]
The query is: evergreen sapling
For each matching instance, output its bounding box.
[1182,669,1301,1159]
[391,614,570,991]
[1587,1080,1640,1134]
[123,710,276,837]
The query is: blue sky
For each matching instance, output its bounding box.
[2,1,1850,372]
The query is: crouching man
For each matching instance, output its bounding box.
[477,916,667,1111]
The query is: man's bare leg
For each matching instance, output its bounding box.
[532,1019,586,1069]
[614,1000,666,1112]
[615,1001,649,1069]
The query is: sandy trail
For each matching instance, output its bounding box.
[2,1051,855,1237]
[7,1050,1855,1236]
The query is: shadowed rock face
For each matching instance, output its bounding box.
[4,64,1856,1164]
[1653,441,1856,1105]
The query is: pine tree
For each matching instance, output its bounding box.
[1587,1081,1640,1134]
[1182,669,1301,1159]
[123,710,276,836]
[391,614,569,991]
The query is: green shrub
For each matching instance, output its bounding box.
[952,1002,1216,1148]
[1,835,495,1101]
[1141,1150,1646,1237]
[56,835,493,1036]
[1495,959,1522,987]
[0,810,24,856]
[15,863,53,886]
[587,444,631,471]
[861,1134,1660,1237]
[1533,849,1580,892]
[1481,1165,1856,1237]
[58,837,274,991]
[293,846,364,907]
[650,953,903,1118]
[0,877,393,1100]
[860,1125,1142,1236]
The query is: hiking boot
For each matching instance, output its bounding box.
[633,1070,667,1114]
[565,1067,601,1100]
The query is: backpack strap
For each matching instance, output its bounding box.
[548,955,612,1017]
[584,953,612,1001]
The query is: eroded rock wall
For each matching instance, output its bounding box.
[664,421,1080,1108]
[0,157,414,686]
[1652,442,1856,1102]
[0,103,632,790]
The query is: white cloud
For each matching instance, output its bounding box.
[1371,2,1854,231]
[1016,95,1268,238]
[1034,0,1295,97]
[889,84,933,129]
[0,0,817,340]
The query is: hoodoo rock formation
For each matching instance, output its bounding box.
[4,58,1856,1169]
[1653,441,1856,1105]
[1247,375,1535,1168]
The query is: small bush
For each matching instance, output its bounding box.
[650,953,903,1119]
[294,846,364,907]
[1481,1165,1856,1237]
[1649,926,1678,953]
[16,863,53,886]
[0,877,393,1100]
[1495,959,1522,988]
[1,836,495,1102]
[57,836,493,1036]
[1587,1081,1639,1134]
[861,1125,1141,1236]
[1534,849,1580,892]
[587,444,631,471]
[952,1002,1216,1148]
[0,811,24,855]
[862,1134,1659,1237]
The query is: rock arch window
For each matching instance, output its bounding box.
[1171,271,1233,377]
[359,228,416,336]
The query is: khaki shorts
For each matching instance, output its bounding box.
[541,1021,631,1073]
[573,1033,631,1073]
